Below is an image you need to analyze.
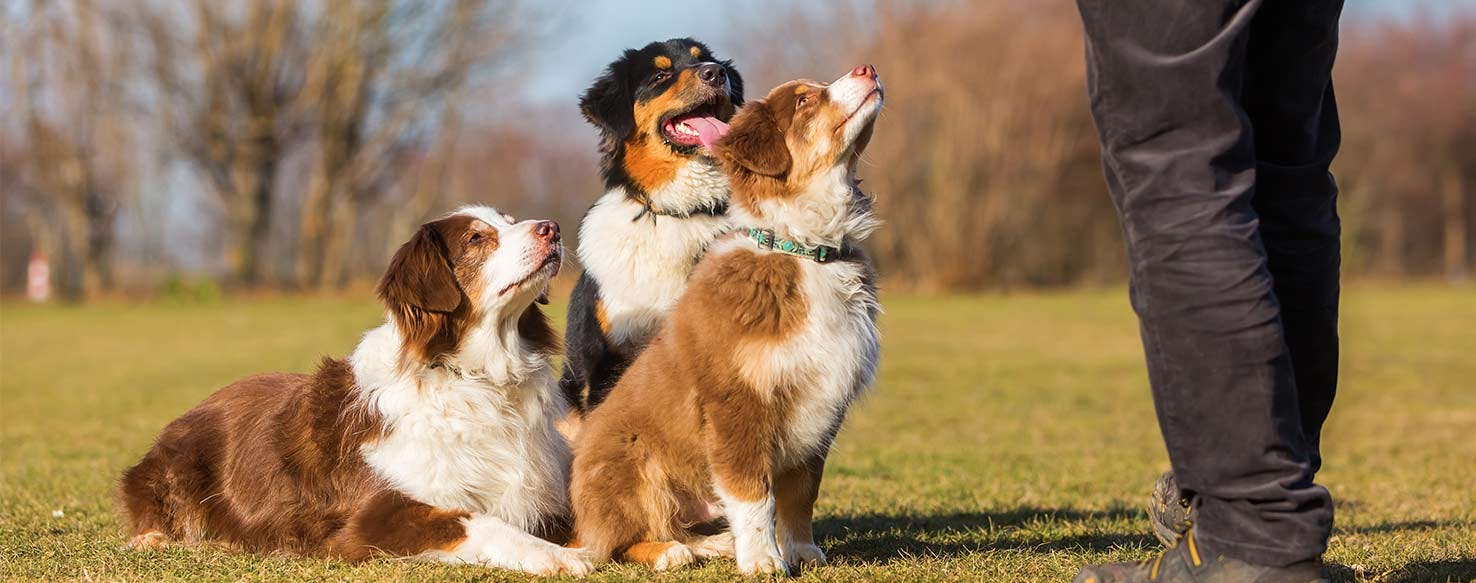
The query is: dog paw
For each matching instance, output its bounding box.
[650,542,696,571]
[690,531,735,558]
[516,546,595,576]
[736,545,790,576]
[127,531,170,550]
[782,543,826,568]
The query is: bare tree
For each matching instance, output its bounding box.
[2,0,135,301]
[139,0,312,286]
[295,0,536,289]
[137,0,542,288]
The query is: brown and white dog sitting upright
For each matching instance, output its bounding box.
[570,65,885,575]
[118,206,593,576]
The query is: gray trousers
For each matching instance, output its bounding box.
[1075,0,1344,566]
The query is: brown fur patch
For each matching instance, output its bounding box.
[653,55,672,69]
[327,490,472,560]
[774,454,825,549]
[699,250,807,339]
[689,46,702,58]
[118,359,406,557]
[622,135,683,195]
[377,215,491,366]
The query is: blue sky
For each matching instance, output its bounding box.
[524,2,743,101]
[522,0,1457,106]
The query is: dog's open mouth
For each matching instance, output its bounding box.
[660,96,730,150]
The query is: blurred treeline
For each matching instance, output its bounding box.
[2,1,1472,301]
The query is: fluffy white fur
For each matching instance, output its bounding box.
[349,205,588,575]
[578,162,731,349]
[351,323,570,527]
[429,515,592,576]
[646,160,730,216]
[716,486,788,576]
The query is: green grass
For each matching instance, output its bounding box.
[2,284,1473,582]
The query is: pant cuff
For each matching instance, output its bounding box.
[1193,529,1327,567]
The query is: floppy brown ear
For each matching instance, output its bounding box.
[377,223,462,314]
[717,103,790,177]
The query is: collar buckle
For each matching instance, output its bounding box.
[759,229,778,250]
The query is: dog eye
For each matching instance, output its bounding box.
[652,71,670,84]
[797,95,810,107]
[469,233,483,244]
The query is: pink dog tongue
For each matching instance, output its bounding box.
[684,116,730,148]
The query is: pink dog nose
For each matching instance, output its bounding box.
[534,220,560,242]
[852,64,877,79]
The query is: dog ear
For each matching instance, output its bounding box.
[580,58,635,140]
[717,102,790,177]
[721,59,745,106]
[377,222,462,314]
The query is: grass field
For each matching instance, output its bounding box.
[2,284,1473,582]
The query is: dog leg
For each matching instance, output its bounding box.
[775,455,827,569]
[704,385,788,575]
[118,451,188,551]
[330,490,592,575]
[436,515,594,576]
[715,484,787,576]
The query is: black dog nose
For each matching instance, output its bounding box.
[534,220,560,242]
[696,63,725,87]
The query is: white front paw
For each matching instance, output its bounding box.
[510,545,594,577]
[690,531,735,558]
[736,543,790,576]
[782,543,826,568]
[650,542,697,571]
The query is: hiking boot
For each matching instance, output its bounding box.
[1149,471,1194,546]
[1072,528,1328,583]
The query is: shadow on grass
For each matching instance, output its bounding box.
[816,507,1155,563]
[1338,518,1471,535]
[818,510,1475,575]
[1327,559,1476,583]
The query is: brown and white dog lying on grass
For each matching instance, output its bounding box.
[117,206,593,576]
[570,65,885,575]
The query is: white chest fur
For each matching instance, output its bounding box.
[716,238,882,466]
[578,163,731,349]
[350,325,571,531]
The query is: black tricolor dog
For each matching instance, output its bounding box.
[561,39,744,415]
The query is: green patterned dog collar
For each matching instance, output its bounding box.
[742,227,843,264]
